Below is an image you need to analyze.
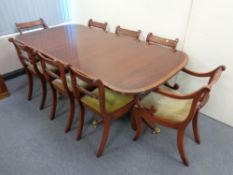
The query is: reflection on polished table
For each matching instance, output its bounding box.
[15,24,188,94]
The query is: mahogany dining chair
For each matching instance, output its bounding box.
[16,18,48,35]
[9,38,50,110]
[88,19,108,31]
[37,52,90,133]
[146,33,180,90]
[69,65,136,157]
[115,25,141,40]
[146,33,179,51]
[132,65,225,166]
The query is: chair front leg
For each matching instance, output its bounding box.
[64,94,75,133]
[76,101,85,140]
[192,109,201,144]
[177,127,189,166]
[96,117,111,157]
[39,76,47,110]
[26,71,33,101]
[133,110,143,141]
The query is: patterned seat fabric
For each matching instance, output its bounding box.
[140,89,193,122]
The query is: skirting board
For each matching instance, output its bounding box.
[3,68,25,81]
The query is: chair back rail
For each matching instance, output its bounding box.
[16,18,48,35]
[115,26,141,40]
[69,65,106,114]
[146,33,179,50]
[88,19,108,31]
[8,38,39,74]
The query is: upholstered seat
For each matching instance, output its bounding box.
[27,62,58,74]
[81,88,134,113]
[52,73,88,91]
[141,90,193,122]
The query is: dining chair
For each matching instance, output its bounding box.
[8,38,49,110]
[38,52,89,133]
[88,19,108,31]
[115,25,141,40]
[132,65,225,166]
[16,18,48,35]
[69,65,135,157]
[146,33,179,51]
[146,33,180,90]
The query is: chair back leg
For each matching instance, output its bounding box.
[192,109,201,144]
[64,94,75,133]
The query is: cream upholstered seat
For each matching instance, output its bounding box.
[27,62,58,74]
[140,89,193,122]
[52,73,88,91]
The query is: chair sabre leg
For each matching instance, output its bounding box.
[27,72,33,101]
[177,128,189,166]
[50,85,57,120]
[96,119,110,157]
[39,77,46,110]
[192,110,201,144]
[77,102,85,141]
[133,112,143,141]
[64,95,75,133]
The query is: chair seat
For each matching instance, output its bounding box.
[81,88,134,113]
[140,89,193,122]
[27,62,58,74]
[52,73,89,91]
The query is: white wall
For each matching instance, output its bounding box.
[70,0,193,49]
[0,34,21,74]
[181,0,233,125]
[70,0,233,126]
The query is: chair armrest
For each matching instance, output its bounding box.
[182,65,225,78]
[154,86,210,100]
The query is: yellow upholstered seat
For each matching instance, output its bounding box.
[27,62,57,74]
[81,88,134,113]
[52,73,88,91]
[140,90,193,122]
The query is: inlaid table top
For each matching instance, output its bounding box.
[15,24,188,94]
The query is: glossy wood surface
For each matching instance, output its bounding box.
[15,24,188,94]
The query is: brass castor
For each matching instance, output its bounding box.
[91,119,98,129]
[152,127,161,134]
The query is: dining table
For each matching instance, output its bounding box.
[15,24,188,94]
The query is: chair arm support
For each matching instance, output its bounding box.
[164,82,179,90]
